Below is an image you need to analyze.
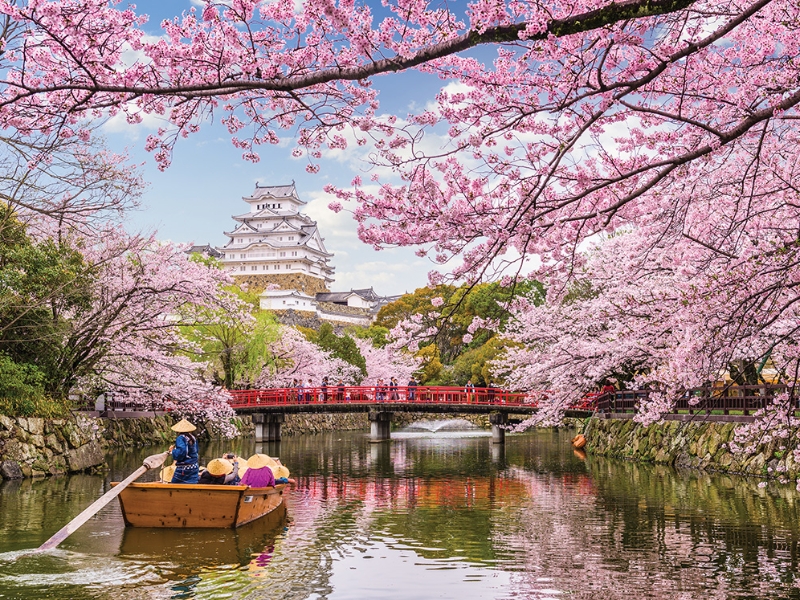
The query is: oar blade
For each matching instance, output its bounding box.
[36,451,169,552]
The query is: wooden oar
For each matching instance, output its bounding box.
[36,451,170,552]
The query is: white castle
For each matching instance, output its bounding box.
[207,183,398,325]
[217,182,335,286]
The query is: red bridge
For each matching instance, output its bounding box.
[227,385,542,410]
[226,385,571,444]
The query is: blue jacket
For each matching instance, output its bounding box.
[171,433,198,466]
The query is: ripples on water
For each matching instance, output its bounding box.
[1,428,800,599]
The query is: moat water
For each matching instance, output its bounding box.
[1,428,799,599]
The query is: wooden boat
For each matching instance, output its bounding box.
[112,482,286,528]
[119,502,287,565]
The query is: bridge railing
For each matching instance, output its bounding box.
[594,384,798,416]
[227,385,538,409]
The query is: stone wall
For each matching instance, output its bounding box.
[582,417,800,479]
[0,414,106,478]
[0,414,255,479]
[276,411,491,436]
[234,273,329,295]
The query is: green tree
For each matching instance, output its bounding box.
[0,207,94,397]
[313,323,367,379]
[376,280,544,367]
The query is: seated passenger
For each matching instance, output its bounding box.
[198,457,239,485]
[240,454,277,488]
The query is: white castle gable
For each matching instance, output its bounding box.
[217,183,335,284]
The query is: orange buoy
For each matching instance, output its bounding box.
[571,434,587,449]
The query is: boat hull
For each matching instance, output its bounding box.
[112,482,285,528]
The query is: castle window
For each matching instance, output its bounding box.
[291,251,297,256]
[251,265,258,271]
[279,237,283,241]
[279,252,285,257]
[274,265,279,270]
[288,236,294,241]
[240,254,246,259]
[240,266,246,272]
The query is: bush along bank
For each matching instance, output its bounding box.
[0,413,255,479]
[581,417,800,481]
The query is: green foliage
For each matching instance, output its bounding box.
[0,207,95,397]
[349,324,390,348]
[416,343,443,384]
[311,323,367,378]
[0,352,45,399]
[451,337,513,386]
[182,306,281,388]
[0,353,71,417]
[376,280,544,366]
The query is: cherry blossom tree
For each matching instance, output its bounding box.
[0,130,143,233]
[0,0,794,280]
[257,325,362,386]
[52,225,244,434]
[354,337,420,385]
[1,0,800,437]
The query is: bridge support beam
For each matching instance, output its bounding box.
[369,410,393,443]
[489,412,508,444]
[253,413,285,443]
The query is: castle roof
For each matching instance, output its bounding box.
[244,182,304,204]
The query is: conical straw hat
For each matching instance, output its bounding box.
[206,458,234,476]
[271,465,290,479]
[171,418,196,433]
[160,464,176,483]
[246,453,278,469]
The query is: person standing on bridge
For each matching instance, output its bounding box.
[337,379,345,402]
[321,376,329,402]
[389,377,399,401]
[464,380,476,403]
[408,377,417,401]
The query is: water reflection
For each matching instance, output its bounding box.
[1,430,799,598]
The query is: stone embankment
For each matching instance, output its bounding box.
[0,410,504,479]
[581,417,800,479]
[0,413,254,479]
[277,412,491,436]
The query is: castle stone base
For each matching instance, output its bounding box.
[234,273,329,295]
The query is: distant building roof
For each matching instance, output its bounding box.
[316,287,400,307]
[187,244,222,258]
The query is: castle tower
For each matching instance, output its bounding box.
[217,183,334,294]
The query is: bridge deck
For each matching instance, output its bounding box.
[227,385,550,413]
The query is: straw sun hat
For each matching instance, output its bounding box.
[246,453,278,470]
[171,418,196,433]
[271,465,290,479]
[206,458,234,476]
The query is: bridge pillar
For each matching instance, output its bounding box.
[489,412,508,444]
[253,413,285,443]
[368,410,393,443]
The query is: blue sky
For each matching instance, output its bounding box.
[102,0,474,297]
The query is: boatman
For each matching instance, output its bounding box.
[169,418,199,484]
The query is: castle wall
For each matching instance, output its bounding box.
[234,273,330,295]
